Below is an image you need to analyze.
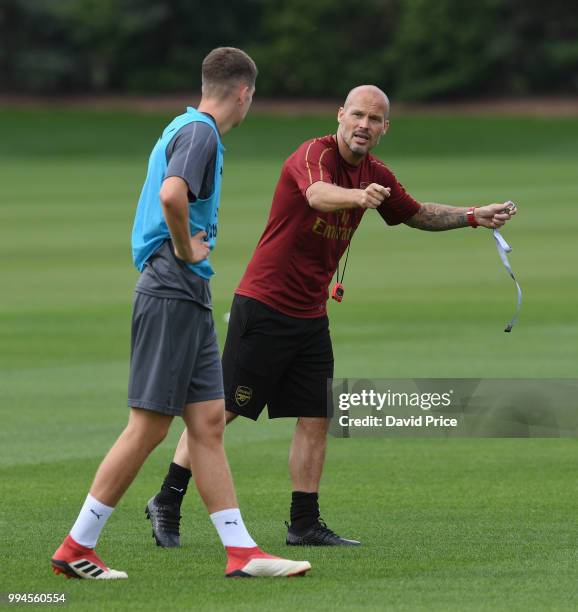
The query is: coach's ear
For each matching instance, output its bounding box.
[382,119,390,136]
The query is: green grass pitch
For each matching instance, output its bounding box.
[1,107,577,610]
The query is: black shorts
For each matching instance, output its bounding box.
[222,295,334,420]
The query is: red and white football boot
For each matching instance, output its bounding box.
[51,535,128,580]
[225,546,311,578]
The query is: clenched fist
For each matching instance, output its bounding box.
[357,183,391,209]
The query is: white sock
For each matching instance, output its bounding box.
[69,493,114,548]
[210,508,257,548]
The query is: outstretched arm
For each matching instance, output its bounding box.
[405,202,516,231]
[306,181,391,213]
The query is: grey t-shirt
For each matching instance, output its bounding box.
[135,118,219,309]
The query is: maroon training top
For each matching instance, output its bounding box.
[236,134,421,318]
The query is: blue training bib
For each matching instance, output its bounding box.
[131,107,224,280]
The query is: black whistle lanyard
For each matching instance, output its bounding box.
[331,212,352,302]
[336,213,351,283]
[331,155,354,302]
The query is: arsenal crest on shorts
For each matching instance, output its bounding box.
[235,385,253,407]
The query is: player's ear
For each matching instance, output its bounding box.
[337,107,345,123]
[237,84,249,105]
[382,119,390,135]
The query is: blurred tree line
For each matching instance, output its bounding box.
[1,0,577,100]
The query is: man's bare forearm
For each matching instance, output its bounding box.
[159,178,194,260]
[405,203,468,231]
[163,197,193,257]
[306,182,363,212]
[306,181,390,212]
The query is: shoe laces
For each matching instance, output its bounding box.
[286,518,340,543]
[311,518,339,542]
[155,504,181,533]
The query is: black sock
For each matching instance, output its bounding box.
[155,462,192,506]
[289,491,320,534]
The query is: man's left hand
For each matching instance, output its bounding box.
[475,202,517,229]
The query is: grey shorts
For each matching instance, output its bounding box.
[128,292,224,416]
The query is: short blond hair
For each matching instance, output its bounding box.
[202,47,258,99]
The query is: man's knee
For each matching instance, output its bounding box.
[296,417,330,441]
[126,407,173,447]
[184,399,226,443]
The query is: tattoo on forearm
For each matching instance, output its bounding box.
[405,203,468,231]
